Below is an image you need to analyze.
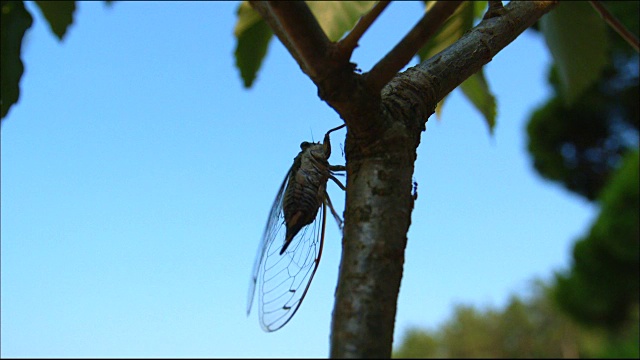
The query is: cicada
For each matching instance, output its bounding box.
[247,124,346,332]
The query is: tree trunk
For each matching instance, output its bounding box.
[329,2,558,357]
[249,1,558,358]
[331,115,420,357]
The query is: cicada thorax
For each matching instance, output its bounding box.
[280,140,332,254]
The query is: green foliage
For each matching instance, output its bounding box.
[393,281,586,358]
[555,150,639,330]
[34,1,75,40]
[527,1,639,201]
[419,1,496,133]
[526,85,633,201]
[232,1,496,131]
[527,0,639,339]
[307,1,376,42]
[394,280,639,358]
[233,1,376,88]
[595,318,640,358]
[539,2,610,105]
[1,0,33,119]
[459,71,496,134]
[418,1,476,60]
[441,306,502,358]
[1,0,109,120]
[234,1,272,88]
[393,328,439,358]
[604,1,640,57]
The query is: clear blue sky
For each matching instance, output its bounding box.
[1,1,597,358]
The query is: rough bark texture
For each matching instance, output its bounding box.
[333,119,418,358]
[251,1,558,358]
[330,2,558,357]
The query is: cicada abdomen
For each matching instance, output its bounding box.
[247,124,346,332]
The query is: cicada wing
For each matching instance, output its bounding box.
[248,165,328,331]
[247,171,290,316]
[258,201,327,331]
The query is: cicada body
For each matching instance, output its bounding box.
[247,124,346,332]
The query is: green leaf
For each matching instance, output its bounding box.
[233,1,273,88]
[1,0,33,120]
[233,1,263,38]
[421,1,472,121]
[233,1,375,87]
[307,1,376,42]
[472,1,488,21]
[434,98,445,120]
[460,71,496,133]
[418,1,474,61]
[539,2,609,105]
[35,1,75,40]
[419,2,496,131]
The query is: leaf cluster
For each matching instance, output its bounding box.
[554,150,639,330]
[234,1,498,132]
[0,1,112,120]
[526,67,638,200]
[526,0,639,335]
[530,3,639,189]
[393,279,640,358]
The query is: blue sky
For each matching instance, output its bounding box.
[1,1,597,358]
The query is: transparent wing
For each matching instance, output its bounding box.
[247,170,327,332]
[247,171,289,316]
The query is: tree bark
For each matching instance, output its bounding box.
[250,1,558,358]
[331,2,558,358]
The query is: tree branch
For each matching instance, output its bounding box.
[365,1,463,94]
[588,0,639,52]
[330,1,558,358]
[249,1,333,79]
[484,0,507,20]
[337,1,391,57]
[382,0,559,133]
[249,4,560,356]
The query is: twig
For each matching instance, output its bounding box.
[365,1,463,93]
[338,1,391,56]
[588,0,639,52]
[483,0,507,20]
[249,1,333,78]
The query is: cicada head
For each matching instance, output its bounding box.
[298,124,345,161]
[299,140,329,163]
[300,141,312,150]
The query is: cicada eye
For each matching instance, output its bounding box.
[300,141,311,150]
